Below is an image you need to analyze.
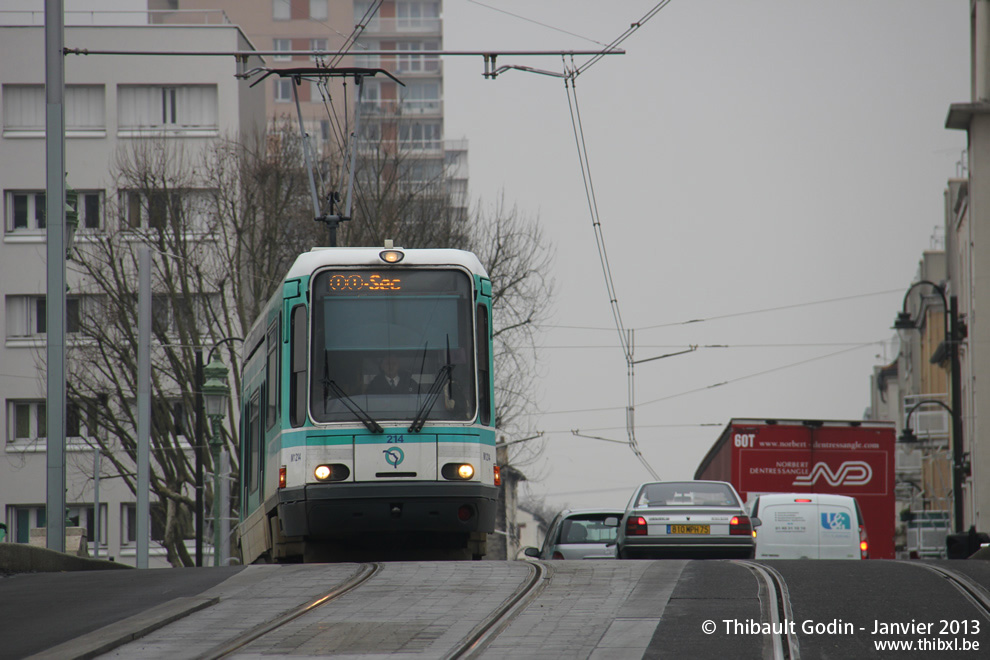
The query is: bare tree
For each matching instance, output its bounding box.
[467,194,555,468]
[67,137,242,566]
[54,122,552,565]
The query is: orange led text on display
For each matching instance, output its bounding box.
[327,273,402,292]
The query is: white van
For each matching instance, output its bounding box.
[749,493,868,560]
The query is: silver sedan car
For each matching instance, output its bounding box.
[616,481,755,560]
[524,508,622,560]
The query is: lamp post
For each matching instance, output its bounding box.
[894,281,966,533]
[202,355,230,567]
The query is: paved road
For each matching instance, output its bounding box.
[2,559,988,659]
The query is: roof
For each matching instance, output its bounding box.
[285,247,488,280]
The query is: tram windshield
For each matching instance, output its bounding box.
[310,268,477,426]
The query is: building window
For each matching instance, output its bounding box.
[398,122,441,150]
[120,189,210,233]
[123,502,191,545]
[5,190,102,233]
[275,78,293,103]
[7,505,46,543]
[66,504,108,549]
[396,41,440,73]
[396,1,440,30]
[273,38,291,61]
[6,191,45,231]
[309,38,328,61]
[272,0,290,20]
[66,398,100,440]
[310,0,328,21]
[5,295,84,339]
[2,84,105,134]
[117,85,218,133]
[78,191,103,230]
[400,81,440,114]
[354,2,380,30]
[7,400,45,443]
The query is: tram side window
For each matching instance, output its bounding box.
[476,304,491,426]
[249,391,261,493]
[266,319,279,430]
[289,305,307,428]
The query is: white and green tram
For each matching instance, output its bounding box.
[237,245,499,563]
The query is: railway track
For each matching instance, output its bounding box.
[197,562,384,660]
[901,561,990,622]
[445,560,551,659]
[195,560,550,659]
[734,560,801,660]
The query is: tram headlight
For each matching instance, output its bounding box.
[380,249,404,263]
[441,463,475,481]
[314,464,350,482]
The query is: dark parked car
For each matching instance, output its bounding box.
[616,480,755,559]
[524,508,622,560]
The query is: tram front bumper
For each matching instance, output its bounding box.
[277,481,499,539]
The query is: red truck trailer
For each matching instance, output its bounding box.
[694,419,896,559]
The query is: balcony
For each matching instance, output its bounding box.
[360,17,441,36]
[0,10,231,26]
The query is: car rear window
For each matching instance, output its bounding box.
[558,515,619,544]
[636,483,739,507]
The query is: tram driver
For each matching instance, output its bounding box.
[366,356,416,395]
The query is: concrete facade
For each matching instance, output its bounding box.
[0,8,264,566]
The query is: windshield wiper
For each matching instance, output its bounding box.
[408,335,454,433]
[322,353,382,433]
[408,363,452,433]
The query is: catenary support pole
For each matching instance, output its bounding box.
[44,0,67,554]
[195,349,204,566]
[950,295,965,533]
[137,246,151,568]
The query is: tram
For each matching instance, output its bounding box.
[236,244,499,563]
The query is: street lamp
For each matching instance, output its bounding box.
[900,399,954,444]
[202,355,230,567]
[894,280,966,533]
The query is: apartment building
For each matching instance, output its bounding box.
[171,0,468,219]
[0,7,264,566]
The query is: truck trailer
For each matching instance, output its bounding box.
[694,418,896,559]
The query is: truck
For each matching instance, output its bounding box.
[694,419,896,559]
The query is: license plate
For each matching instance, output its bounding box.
[669,524,710,534]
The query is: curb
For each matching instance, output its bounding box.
[27,596,219,660]
[0,543,131,574]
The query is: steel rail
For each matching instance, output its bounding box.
[900,561,990,621]
[735,560,802,660]
[197,562,383,660]
[446,560,552,659]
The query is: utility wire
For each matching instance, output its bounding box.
[556,2,675,480]
[539,288,905,332]
[466,0,608,46]
[636,343,875,407]
[574,0,673,76]
[522,341,879,418]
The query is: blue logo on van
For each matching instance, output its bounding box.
[821,512,851,530]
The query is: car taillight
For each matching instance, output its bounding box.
[626,516,648,536]
[730,515,753,536]
[859,525,870,559]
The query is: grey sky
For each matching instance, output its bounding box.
[442,1,969,511]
